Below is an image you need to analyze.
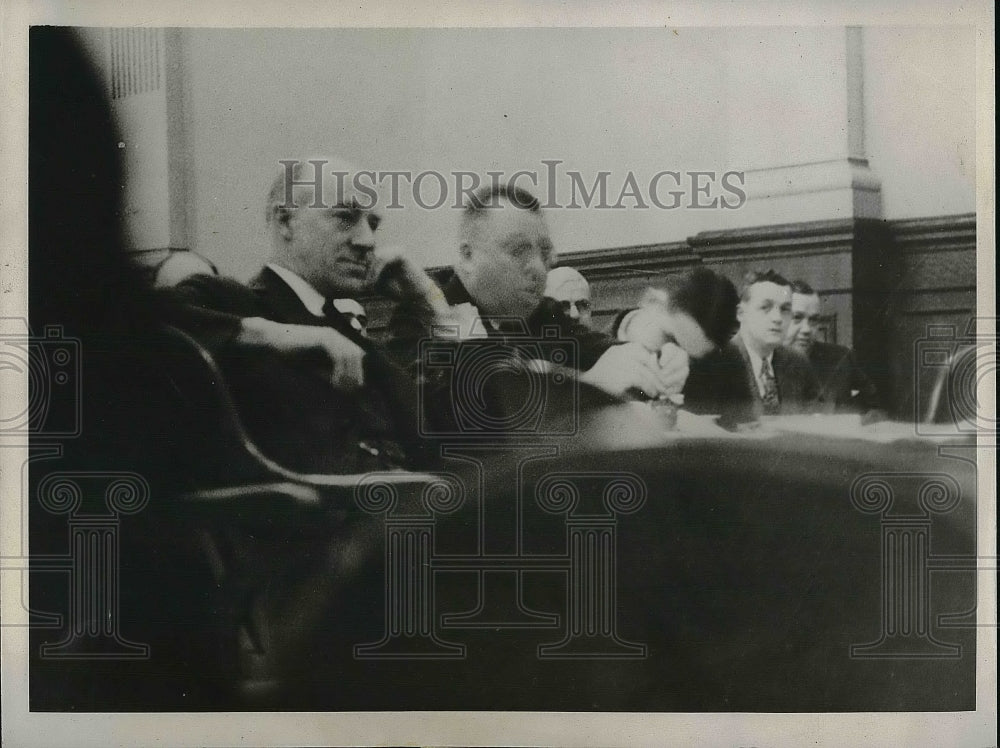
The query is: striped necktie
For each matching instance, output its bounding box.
[759,357,780,415]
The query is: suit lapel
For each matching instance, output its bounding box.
[773,347,797,405]
[773,347,787,402]
[441,272,475,307]
[254,266,380,350]
[733,335,764,413]
[439,272,506,339]
[247,267,322,326]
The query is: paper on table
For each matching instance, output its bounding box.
[758,415,965,444]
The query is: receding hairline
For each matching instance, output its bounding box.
[458,194,549,246]
[265,156,363,222]
[546,266,588,288]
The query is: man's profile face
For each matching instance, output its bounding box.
[282,171,383,299]
[737,281,792,353]
[460,202,554,319]
[546,273,592,326]
[785,292,821,353]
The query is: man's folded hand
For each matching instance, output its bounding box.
[580,340,690,399]
[238,317,367,391]
[579,342,662,398]
[655,341,690,395]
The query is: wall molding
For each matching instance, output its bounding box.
[888,212,976,253]
[688,218,858,262]
[384,213,975,291]
[552,241,699,279]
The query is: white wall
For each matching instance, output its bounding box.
[179,27,977,277]
[183,28,732,276]
[863,26,976,219]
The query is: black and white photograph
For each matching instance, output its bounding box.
[1,1,995,745]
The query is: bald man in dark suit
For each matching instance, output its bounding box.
[167,157,439,474]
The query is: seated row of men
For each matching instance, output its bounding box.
[551,267,882,428]
[162,156,880,476]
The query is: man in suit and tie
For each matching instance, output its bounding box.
[785,280,883,418]
[167,156,443,473]
[683,269,818,427]
[544,266,594,328]
[733,269,819,420]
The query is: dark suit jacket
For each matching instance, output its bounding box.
[166,267,424,475]
[385,270,619,437]
[386,271,615,370]
[808,341,881,415]
[684,335,819,428]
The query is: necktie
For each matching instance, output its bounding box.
[321,297,356,337]
[759,357,780,415]
[321,296,340,321]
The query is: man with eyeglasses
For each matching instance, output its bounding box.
[388,182,692,406]
[544,266,593,327]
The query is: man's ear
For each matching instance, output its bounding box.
[273,206,294,240]
[736,301,745,323]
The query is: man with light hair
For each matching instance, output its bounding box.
[167,156,444,472]
[544,266,593,327]
[731,269,818,419]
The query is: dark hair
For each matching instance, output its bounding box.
[609,308,633,339]
[664,267,740,348]
[739,269,791,301]
[790,279,816,295]
[463,182,541,215]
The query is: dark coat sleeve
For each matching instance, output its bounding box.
[683,343,756,428]
[782,348,822,414]
[383,294,436,375]
[530,297,617,371]
[811,343,882,415]
[155,275,260,347]
[160,274,432,472]
[845,349,881,413]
